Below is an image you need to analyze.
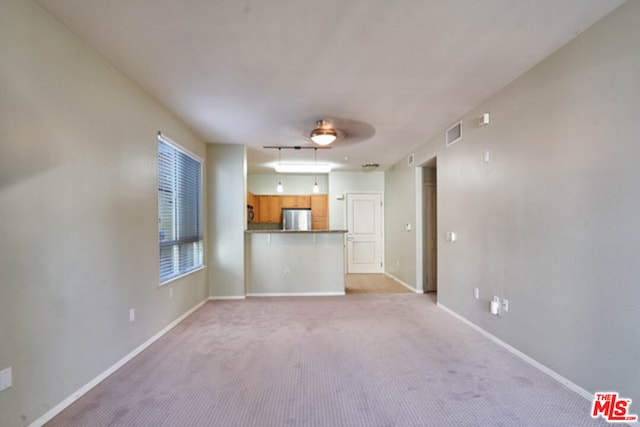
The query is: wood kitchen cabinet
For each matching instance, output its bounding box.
[310,194,328,216]
[247,192,257,208]
[256,195,282,224]
[269,196,282,223]
[280,195,310,209]
[311,194,329,230]
[250,193,328,227]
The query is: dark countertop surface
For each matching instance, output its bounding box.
[245,229,347,234]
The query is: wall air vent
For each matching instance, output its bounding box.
[446,121,462,146]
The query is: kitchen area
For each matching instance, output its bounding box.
[247,192,329,231]
[245,185,347,296]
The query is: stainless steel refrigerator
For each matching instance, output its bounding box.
[282,208,312,231]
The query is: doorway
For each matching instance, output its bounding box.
[422,161,437,293]
[346,193,383,274]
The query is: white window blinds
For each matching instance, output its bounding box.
[158,134,203,284]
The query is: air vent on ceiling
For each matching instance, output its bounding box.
[446,121,462,146]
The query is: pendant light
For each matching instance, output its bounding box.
[276,148,284,193]
[312,148,320,193]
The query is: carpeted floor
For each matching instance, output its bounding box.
[46,294,606,426]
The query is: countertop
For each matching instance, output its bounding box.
[245,229,347,234]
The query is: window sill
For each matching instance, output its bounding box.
[159,265,206,287]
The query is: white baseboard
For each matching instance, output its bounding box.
[436,302,594,401]
[384,272,421,293]
[29,299,207,427]
[209,295,246,300]
[246,291,345,297]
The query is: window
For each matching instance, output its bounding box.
[158,134,203,284]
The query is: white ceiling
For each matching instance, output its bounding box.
[36,0,624,173]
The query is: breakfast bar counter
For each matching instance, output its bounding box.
[244,230,347,296]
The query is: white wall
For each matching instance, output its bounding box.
[207,144,246,298]
[329,171,385,230]
[0,1,208,425]
[384,164,418,288]
[245,232,345,295]
[386,1,640,404]
[248,173,328,195]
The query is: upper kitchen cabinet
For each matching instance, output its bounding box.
[256,195,282,224]
[310,194,328,217]
[247,191,257,208]
[248,193,328,228]
[311,194,328,230]
[280,195,311,209]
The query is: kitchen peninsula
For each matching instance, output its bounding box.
[245,229,347,296]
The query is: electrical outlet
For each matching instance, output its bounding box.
[284,267,290,276]
[0,367,12,392]
[491,296,500,315]
[502,299,509,313]
[129,308,135,322]
[474,288,480,299]
[169,288,174,299]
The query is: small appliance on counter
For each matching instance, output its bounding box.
[282,208,311,231]
[247,204,254,224]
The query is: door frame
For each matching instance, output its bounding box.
[415,158,438,294]
[344,192,385,274]
[423,183,437,292]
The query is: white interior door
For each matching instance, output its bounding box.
[347,193,383,273]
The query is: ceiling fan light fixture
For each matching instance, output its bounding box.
[309,120,338,146]
[310,130,337,145]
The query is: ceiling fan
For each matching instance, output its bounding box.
[303,117,375,147]
[263,117,375,150]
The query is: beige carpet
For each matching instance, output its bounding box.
[46,294,606,426]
